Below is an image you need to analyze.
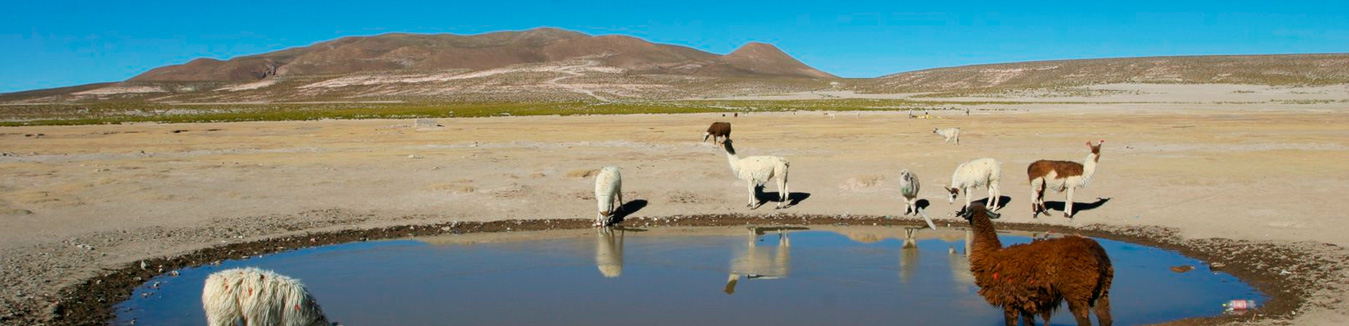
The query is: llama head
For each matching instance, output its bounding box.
[702,131,712,142]
[942,185,959,203]
[958,203,1001,221]
[719,139,737,155]
[933,128,940,134]
[1087,139,1104,154]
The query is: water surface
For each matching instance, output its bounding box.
[116,226,1262,326]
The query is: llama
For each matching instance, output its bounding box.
[594,166,623,226]
[202,267,331,326]
[703,121,732,144]
[944,158,1002,213]
[898,169,936,229]
[1029,140,1104,218]
[934,128,960,144]
[595,227,624,278]
[961,204,1114,326]
[717,139,791,209]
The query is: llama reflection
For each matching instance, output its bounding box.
[596,227,624,278]
[724,227,794,295]
[896,227,976,289]
[899,227,921,284]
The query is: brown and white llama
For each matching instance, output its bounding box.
[1028,140,1104,218]
[961,203,1114,326]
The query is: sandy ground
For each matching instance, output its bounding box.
[2,97,1349,324]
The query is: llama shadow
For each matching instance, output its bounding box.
[1042,197,1112,216]
[610,199,649,225]
[759,190,811,208]
[974,196,1013,208]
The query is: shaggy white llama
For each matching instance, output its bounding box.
[202,267,330,326]
[1028,140,1104,218]
[717,139,791,209]
[898,169,936,229]
[934,128,961,144]
[725,229,791,294]
[594,166,623,226]
[944,158,1002,213]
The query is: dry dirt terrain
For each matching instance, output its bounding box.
[1,94,1348,324]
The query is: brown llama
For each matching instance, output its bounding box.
[961,203,1114,326]
[703,121,732,144]
[1028,140,1104,218]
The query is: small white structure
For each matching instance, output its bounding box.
[717,139,791,209]
[202,267,330,326]
[594,166,624,226]
[934,128,961,144]
[944,158,1002,213]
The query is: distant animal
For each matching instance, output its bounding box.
[944,158,1002,213]
[594,166,624,226]
[961,204,1114,326]
[703,122,732,144]
[1029,140,1105,218]
[717,139,791,209]
[934,128,961,144]
[202,267,331,326]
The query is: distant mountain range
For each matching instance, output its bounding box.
[2,28,1347,103]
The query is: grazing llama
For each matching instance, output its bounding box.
[202,267,331,326]
[934,128,961,144]
[962,204,1114,326]
[594,166,623,226]
[1028,140,1104,218]
[718,139,791,209]
[944,158,1002,213]
[703,121,732,144]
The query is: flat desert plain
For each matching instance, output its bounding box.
[2,96,1348,324]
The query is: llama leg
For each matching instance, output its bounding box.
[775,177,788,208]
[1002,308,1018,326]
[1040,310,1053,326]
[1021,310,1038,326]
[1067,299,1093,326]
[747,182,761,209]
[1094,292,1113,326]
[1065,187,1076,218]
[1030,179,1042,217]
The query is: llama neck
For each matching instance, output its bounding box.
[967,215,1003,261]
[1081,152,1099,185]
[724,149,742,174]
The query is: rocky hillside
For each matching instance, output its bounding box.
[1,28,837,103]
[855,54,1349,93]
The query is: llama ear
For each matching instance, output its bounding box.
[986,210,1001,219]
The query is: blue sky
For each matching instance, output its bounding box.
[2,0,1347,93]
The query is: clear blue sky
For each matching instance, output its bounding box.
[2,0,1347,93]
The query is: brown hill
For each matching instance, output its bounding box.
[130,28,833,82]
[857,53,1349,93]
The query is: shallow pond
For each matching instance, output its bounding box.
[116,226,1263,325]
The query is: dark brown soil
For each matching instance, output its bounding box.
[11,214,1343,326]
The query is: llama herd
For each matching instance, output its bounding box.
[201,118,1112,326]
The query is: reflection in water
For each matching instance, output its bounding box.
[949,229,976,289]
[595,227,625,278]
[725,227,792,295]
[899,227,921,284]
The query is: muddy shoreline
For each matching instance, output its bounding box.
[18,214,1340,326]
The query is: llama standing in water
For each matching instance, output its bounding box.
[961,204,1114,326]
[202,267,331,326]
[1028,140,1104,218]
[718,139,791,209]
